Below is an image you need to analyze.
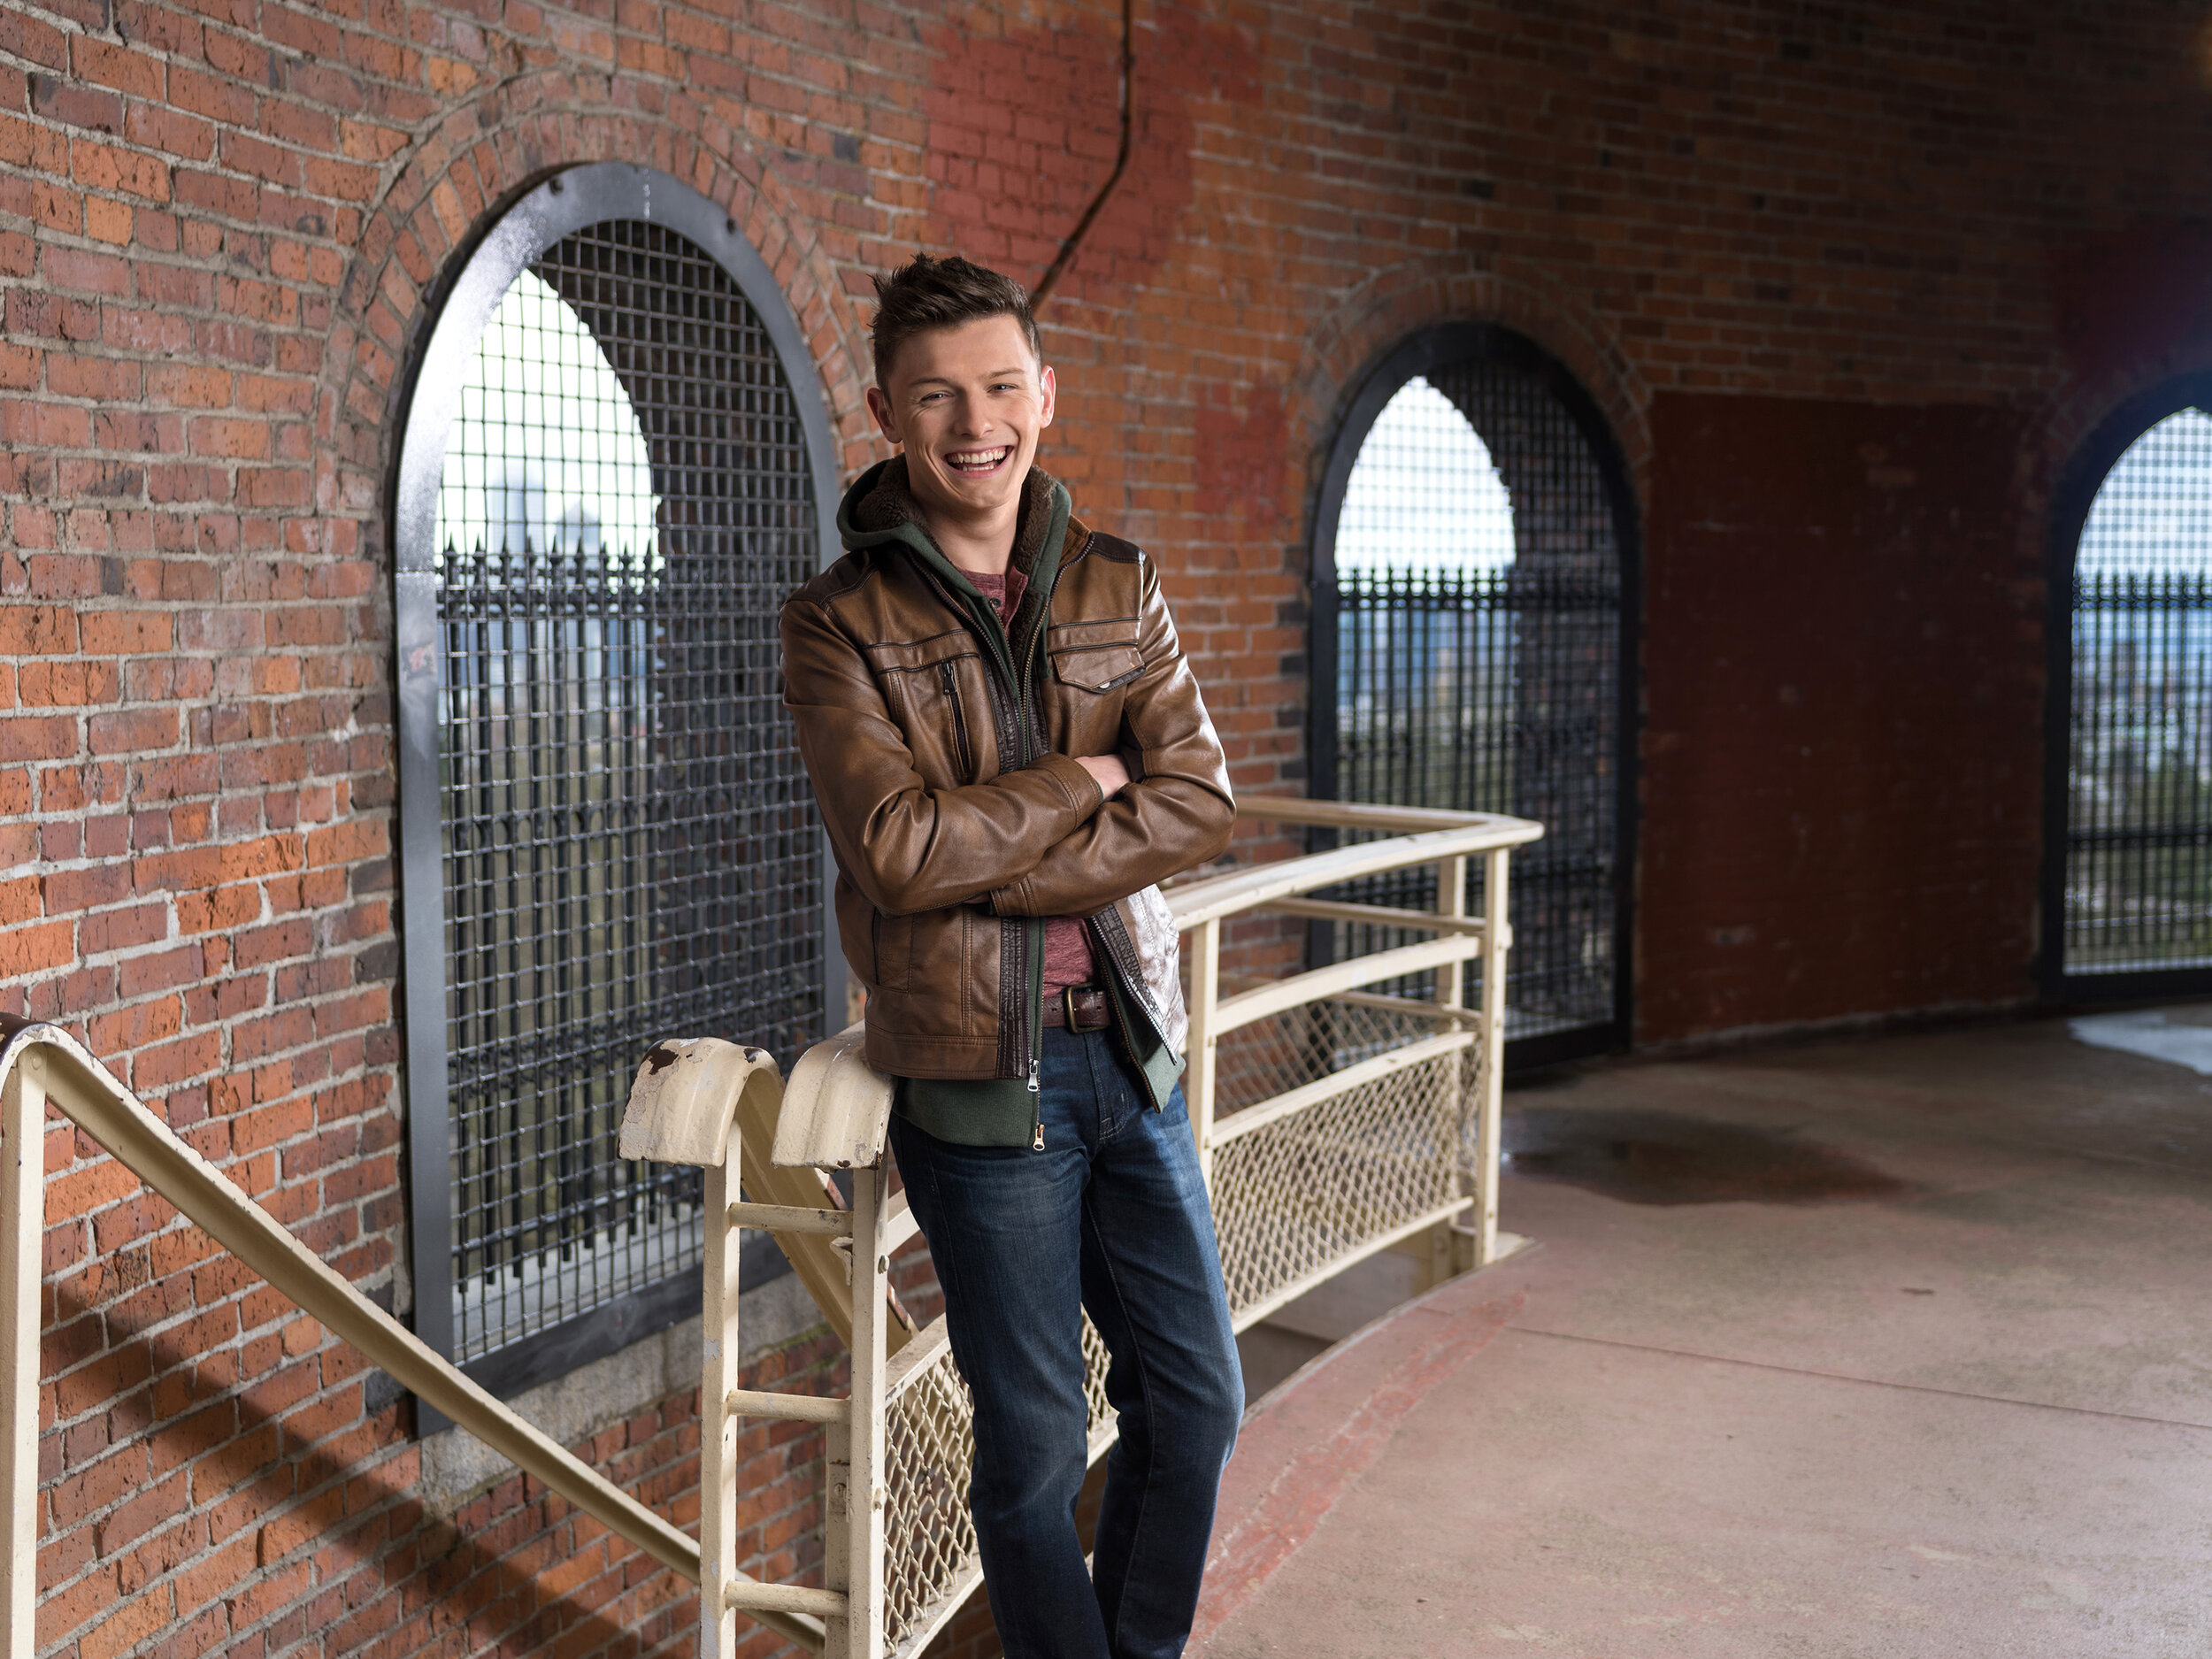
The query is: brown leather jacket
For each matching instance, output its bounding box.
[780,459,1234,1141]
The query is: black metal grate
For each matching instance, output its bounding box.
[2066,409,2212,976]
[433,220,823,1362]
[1326,367,1623,1040]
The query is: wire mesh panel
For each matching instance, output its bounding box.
[434,219,823,1363]
[1210,1032,1467,1317]
[1325,362,1624,1041]
[882,1317,1115,1656]
[1210,991,1441,1115]
[2066,409,2212,975]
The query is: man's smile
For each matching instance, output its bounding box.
[945,445,1013,475]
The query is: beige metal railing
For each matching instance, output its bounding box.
[0,795,1538,1659]
[1183,795,1540,1286]
[0,1014,827,1659]
[626,795,1542,1659]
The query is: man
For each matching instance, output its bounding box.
[779,253,1243,1659]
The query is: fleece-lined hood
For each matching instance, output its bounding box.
[835,456,1073,673]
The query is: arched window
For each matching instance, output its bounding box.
[2050,392,2212,994]
[1312,327,1637,1060]
[394,165,841,1397]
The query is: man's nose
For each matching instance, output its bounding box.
[950,393,993,436]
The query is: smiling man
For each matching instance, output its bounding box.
[779,254,1243,1659]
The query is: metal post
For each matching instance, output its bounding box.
[700,1155,742,1659]
[0,1053,42,1659]
[835,1163,887,1659]
[1186,917,1220,1187]
[1436,854,1469,1011]
[1434,853,1470,1279]
[824,1415,852,1659]
[1471,849,1512,1264]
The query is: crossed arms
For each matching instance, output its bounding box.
[780,556,1235,921]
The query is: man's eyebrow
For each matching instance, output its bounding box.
[909,367,1031,386]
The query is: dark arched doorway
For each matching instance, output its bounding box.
[2045,380,2212,1001]
[1311,324,1639,1065]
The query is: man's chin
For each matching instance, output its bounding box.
[914,470,1025,520]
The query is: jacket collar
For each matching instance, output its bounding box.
[836,457,1074,669]
[837,455,1065,577]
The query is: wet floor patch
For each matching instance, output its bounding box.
[1503,1108,1909,1206]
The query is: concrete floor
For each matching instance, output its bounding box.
[1196,1011,2212,1658]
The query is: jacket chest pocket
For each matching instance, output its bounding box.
[1044,620,1143,754]
[1051,642,1142,694]
[868,634,991,787]
[1047,618,1143,694]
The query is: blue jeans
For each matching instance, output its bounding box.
[888,1025,1244,1659]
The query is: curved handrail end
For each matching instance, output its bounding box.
[618,1038,782,1169]
[772,1023,894,1171]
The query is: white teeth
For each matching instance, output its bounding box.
[948,448,1010,471]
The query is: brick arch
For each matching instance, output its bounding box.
[320,80,879,547]
[1286,255,1654,543]
[2042,351,2212,506]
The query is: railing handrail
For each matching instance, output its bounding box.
[1230,791,1540,834]
[1167,800,1541,932]
[0,1013,826,1656]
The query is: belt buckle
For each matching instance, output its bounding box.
[1063,985,1080,1032]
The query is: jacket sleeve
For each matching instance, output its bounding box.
[780,593,1106,918]
[987,551,1235,918]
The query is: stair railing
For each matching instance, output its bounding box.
[0,795,1539,1659]
[0,1014,826,1658]
[623,795,1543,1659]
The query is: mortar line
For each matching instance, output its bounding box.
[1507,1325,2212,1432]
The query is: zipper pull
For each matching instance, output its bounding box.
[1032,1121,1045,1152]
[1027,1058,1041,1094]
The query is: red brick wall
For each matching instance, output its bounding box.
[1639,395,2041,1040]
[3,0,2210,1653]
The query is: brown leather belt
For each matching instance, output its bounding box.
[1041,985,1113,1031]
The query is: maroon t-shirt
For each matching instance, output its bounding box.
[969,569,1097,996]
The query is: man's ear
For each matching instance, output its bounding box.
[864,384,902,447]
[1038,364,1056,429]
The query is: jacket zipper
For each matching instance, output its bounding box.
[938,659,973,780]
[1018,623,1046,1148]
[922,555,1056,1148]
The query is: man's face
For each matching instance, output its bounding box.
[866,314,1056,526]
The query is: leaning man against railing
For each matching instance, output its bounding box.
[777,253,1243,1659]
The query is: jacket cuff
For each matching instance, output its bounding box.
[1031,751,1107,817]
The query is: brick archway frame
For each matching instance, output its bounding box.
[2044,347,2212,484]
[1286,253,1655,557]
[320,78,880,549]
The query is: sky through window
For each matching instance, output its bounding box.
[1335,376,1515,577]
[2078,407,2212,577]
[434,271,661,567]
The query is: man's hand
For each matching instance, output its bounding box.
[1075,753,1131,800]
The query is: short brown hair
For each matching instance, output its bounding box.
[869,254,1041,387]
